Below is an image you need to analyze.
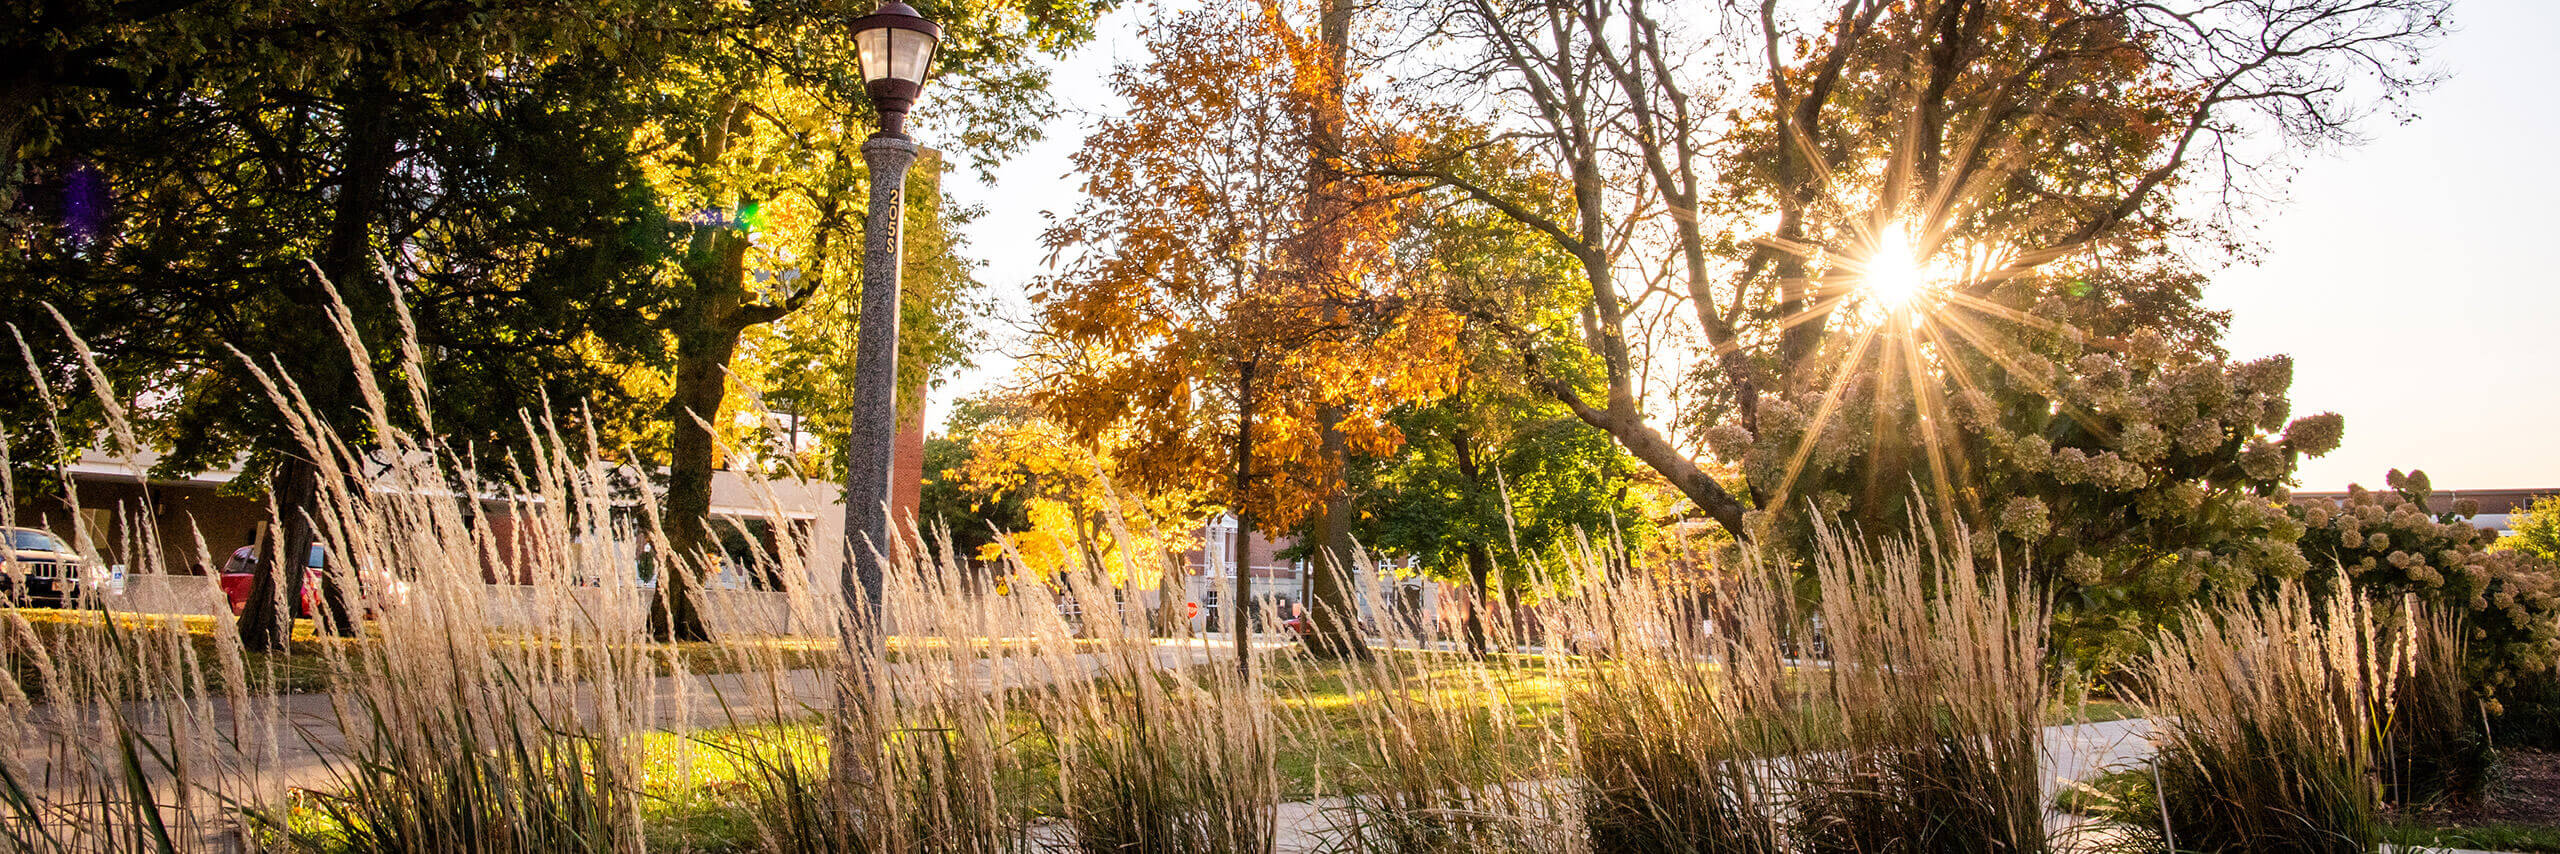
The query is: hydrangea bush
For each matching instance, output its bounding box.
[2293,470,2560,710]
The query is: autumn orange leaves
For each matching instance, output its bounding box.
[1027,0,1464,536]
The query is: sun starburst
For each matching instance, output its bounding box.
[1754,214,2088,534]
[1860,229,1928,311]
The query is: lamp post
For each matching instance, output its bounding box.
[843,0,940,641]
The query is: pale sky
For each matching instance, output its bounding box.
[2212,0,2560,492]
[934,0,2560,494]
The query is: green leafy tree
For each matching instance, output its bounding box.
[6,0,1117,646]
[1360,0,2446,665]
[628,0,1113,641]
[2498,495,2560,564]
[6,37,682,649]
[1369,0,2445,526]
[748,156,987,483]
[1345,152,1661,655]
[1352,391,1662,655]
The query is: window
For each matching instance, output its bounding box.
[7,530,69,553]
[1204,514,1237,577]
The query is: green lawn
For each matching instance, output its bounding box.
[177,640,2173,851]
[636,721,833,848]
[1265,651,1572,797]
[628,649,2154,849]
[2053,766,2150,820]
[629,651,1575,849]
[5,609,349,696]
[2,606,1135,704]
[2049,696,2143,725]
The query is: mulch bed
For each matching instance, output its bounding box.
[2403,748,2560,830]
[2478,748,2560,826]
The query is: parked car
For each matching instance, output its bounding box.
[1,527,108,607]
[218,543,406,618]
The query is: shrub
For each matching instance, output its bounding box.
[1046,667,1275,854]
[2381,602,2491,808]
[2488,679,2560,750]
[1035,574,1276,854]
[1561,525,2049,854]
[2497,494,2560,563]
[1569,581,1784,854]
[273,671,642,852]
[2293,471,2560,709]
[1308,591,1572,854]
[2141,585,2386,853]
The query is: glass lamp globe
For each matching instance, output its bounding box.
[851,1,942,136]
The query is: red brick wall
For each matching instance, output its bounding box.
[891,381,927,552]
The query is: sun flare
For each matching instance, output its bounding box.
[1861,229,1927,310]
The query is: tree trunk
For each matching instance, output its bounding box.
[1153,549,1186,638]
[1285,0,1372,662]
[651,225,752,644]
[1302,408,1369,659]
[1550,386,1751,538]
[239,460,315,652]
[300,81,397,641]
[1462,541,1493,659]
[1450,429,1495,659]
[1230,359,1258,676]
[237,77,397,650]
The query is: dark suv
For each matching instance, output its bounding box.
[1,527,98,607]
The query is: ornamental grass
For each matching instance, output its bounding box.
[0,297,2278,853]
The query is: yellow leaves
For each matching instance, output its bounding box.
[995,500,1081,579]
[951,393,1208,582]
[955,404,1090,495]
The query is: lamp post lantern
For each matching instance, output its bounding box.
[844,0,940,641]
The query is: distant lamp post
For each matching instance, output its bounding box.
[844,0,940,639]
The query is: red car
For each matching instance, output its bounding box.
[218,544,401,618]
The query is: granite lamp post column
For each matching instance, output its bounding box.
[841,0,940,645]
[835,0,941,794]
[844,135,916,639]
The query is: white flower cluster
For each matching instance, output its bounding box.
[2283,412,2345,457]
